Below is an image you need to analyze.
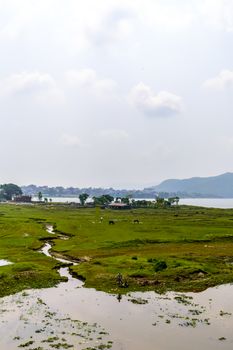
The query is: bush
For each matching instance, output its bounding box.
[154,260,167,272]
[93,261,102,265]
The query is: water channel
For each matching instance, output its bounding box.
[1,226,233,349]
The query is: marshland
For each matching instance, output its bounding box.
[1,203,233,349]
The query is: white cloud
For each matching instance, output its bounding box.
[0,71,65,105]
[61,134,83,147]
[0,1,35,40]
[65,69,117,96]
[0,71,55,97]
[99,129,129,140]
[128,82,182,117]
[87,8,135,46]
[0,1,232,57]
[135,2,195,32]
[0,1,197,56]
[36,87,65,106]
[199,0,233,32]
[0,2,136,52]
[0,1,232,188]
[203,70,233,89]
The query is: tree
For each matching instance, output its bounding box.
[93,195,114,206]
[155,197,165,207]
[167,196,180,206]
[168,197,175,206]
[121,197,130,205]
[103,194,114,203]
[0,183,22,200]
[38,191,43,201]
[44,197,48,203]
[79,193,89,206]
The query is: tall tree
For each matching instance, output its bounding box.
[155,197,165,207]
[79,193,89,206]
[0,184,22,200]
[121,197,129,205]
[93,195,114,206]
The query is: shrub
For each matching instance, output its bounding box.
[93,261,102,265]
[154,260,167,272]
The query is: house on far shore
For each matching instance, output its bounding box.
[13,195,32,203]
[108,203,131,210]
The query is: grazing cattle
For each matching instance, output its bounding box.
[133,219,140,224]
[109,220,115,225]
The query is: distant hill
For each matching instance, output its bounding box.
[21,184,154,199]
[22,173,233,199]
[147,173,233,198]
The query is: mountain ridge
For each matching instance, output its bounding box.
[147,172,233,198]
[21,173,233,198]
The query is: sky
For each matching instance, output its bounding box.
[0,0,233,189]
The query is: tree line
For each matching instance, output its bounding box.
[0,183,180,208]
[77,193,179,208]
[0,184,22,200]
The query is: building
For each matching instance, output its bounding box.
[13,195,32,203]
[108,203,131,210]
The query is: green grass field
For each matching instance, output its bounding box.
[1,203,233,296]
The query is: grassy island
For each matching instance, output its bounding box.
[1,203,233,296]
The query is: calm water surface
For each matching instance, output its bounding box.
[180,198,233,208]
[1,270,233,349]
[33,197,233,208]
[0,259,12,266]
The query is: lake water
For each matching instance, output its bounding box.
[1,266,233,349]
[33,197,233,209]
[180,198,233,208]
[32,196,81,203]
[1,225,233,349]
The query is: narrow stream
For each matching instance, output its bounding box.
[1,226,233,349]
[0,259,12,266]
[40,234,80,287]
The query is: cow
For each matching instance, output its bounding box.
[109,220,115,225]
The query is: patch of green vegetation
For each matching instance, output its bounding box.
[18,340,34,347]
[42,336,59,343]
[219,310,232,316]
[1,204,233,295]
[50,343,73,349]
[128,297,148,304]
[154,260,167,272]
[0,205,64,297]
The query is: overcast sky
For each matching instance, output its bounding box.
[0,0,233,188]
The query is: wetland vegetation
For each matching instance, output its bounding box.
[1,203,233,297]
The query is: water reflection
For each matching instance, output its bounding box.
[1,226,233,349]
[0,259,12,266]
